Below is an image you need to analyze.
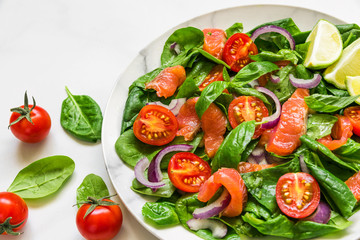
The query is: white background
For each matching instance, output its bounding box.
[0,0,360,239]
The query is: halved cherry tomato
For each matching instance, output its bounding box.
[199,65,224,91]
[258,60,291,86]
[345,171,360,201]
[238,162,277,173]
[222,33,258,72]
[168,152,211,192]
[228,96,269,138]
[318,115,353,150]
[276,172,321,219]
[344,106,360,137]
[202,29,227,59]
[133,105,178,146]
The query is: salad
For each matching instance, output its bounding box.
[115,17,360,240]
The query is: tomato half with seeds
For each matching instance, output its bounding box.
[344,106,360,137]
[276,172,320,219]
[168,152,211,192]
[228,96,268,138]
[133,105,178,146]
[199,65,224,91]
[222,33,258,72]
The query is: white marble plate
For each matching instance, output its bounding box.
[102,4,359,240]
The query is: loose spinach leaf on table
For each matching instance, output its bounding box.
[61,87,103,142]
[211,121,255,171]
[306,114,338,140]
[304,94,359,113]
[142,202,179,226]
[76,174,109,208]
[8,155,75,199]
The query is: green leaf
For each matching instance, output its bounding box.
[196,49,230,68]
[212,121,255,171]
[334,138,360,163]
[60,87,103,142]
[7,155,75,199]
[131,172,175,198]
[306,114,338,140]
[76,174,109,208]
[265,64,295,103]
[228,84,270,105]
[250,49,299,65]
[232,62,278,86]
[304,94,360,113]
[142,202,179,226]
[225,23,244,37]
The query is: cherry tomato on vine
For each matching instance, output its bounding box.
[133,105,178,146]
[168,152,211,192]
[76,198,123,240]
[344,106,360,137]
[222,33,258,72]
[202,28,227,59]
[228,96,268,138]
[0,192,28,235]
[276,172,320,219]
[9,91,51,143]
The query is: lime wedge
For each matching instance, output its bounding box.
[324,37,360,89]
[346,76,360,104]
[303,19,342,70]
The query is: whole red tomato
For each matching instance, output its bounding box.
[0,192,28,235]
[9,92,51,143]
[76,198,123,240]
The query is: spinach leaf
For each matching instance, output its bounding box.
[306,114,338,140]
[8,155,75,199]
[161,27,204,67]
[60,87,103,142]
[225,22,243,37]
[212,121,255,171]
[196,48,230,68]
[214,92,233,117]
[185,58,215,85]
[250,49,299,64]
[195,81,229,119]
[325,82,350,97]
[142,202,179,226]
[310,80,328,95]
[334,138,360,163]
[132,172,175,198]
[265,64,295,102]
[228,84,270,105]
[218,216,262,238]
[76,174,109,208]
[241,157,300,213]
[304,94,359,113]
[295,42,310,64]
[176,77,200,99]
[232,62,278,86]
[304,157,357,218]
[129,68,163,91]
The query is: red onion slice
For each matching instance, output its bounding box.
[270,74,280,84]
[147,98,186,116]
[250,25,296,50]
[187,218,227,238]
[302,201,331,224]
[289,73,321,89]
[134,157,165,189]
[255,87,281,129]
[299,154,310,174]
[248,145,269,165]
[170,42,181,54]
[148,144,193,190]
[192,189,231,219]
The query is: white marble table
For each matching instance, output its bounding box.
[1,0,360,239]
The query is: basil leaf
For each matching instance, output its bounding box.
[212,121,255,171]
[195,81,229,119]
[76,174,109,208]
[306,114,338,140]
[60,87,103,142]
[196,48,230,68]
[334,138,360,163]
[225,22,243,37]
[250,49,299,65]
[228,84,270,105]
[142,202,179,226]
[8,155,75,199]
[304,94,359,113]
[232,62,278,86]
[265,64,295,102]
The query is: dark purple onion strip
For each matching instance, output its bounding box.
[148,144,193,190]
[187,218,227,238]
[147,98,186,116]
[170,42,181,54]
[302,201,331,224]
[270,74,281,84]
[255,86,281,129]
[289,73,322,89]
[250,25,296,50]
[192,189,231,219]
[250,145,269,165]
[134,157,165,189]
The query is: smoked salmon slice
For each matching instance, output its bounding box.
[145,65,186,98]
[266,88,309,156]
[238,162,277,173]
[176,97,201,141]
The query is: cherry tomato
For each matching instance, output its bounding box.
[168,152,211,192]
[133,105,178,146]
[345,171,360,201]
[222,33,258,72]
[202,29,227,59]
[0,192,28,235]
[9,92,51,143]
[76,199,123,240]
[318,115,353,150]
[228,96,269,138]
[276,172,321,219]
[344,106,360,137]
[199,65,224,91]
